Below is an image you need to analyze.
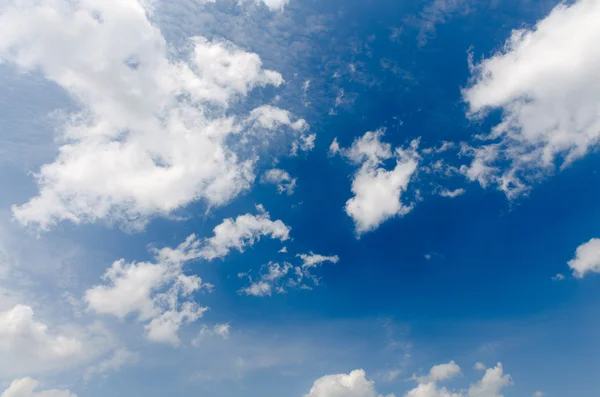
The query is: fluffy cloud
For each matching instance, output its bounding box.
[308,363,513,397]
[261,169,297,195]
[0,305,108,379]
[568,238,600,278]
[415,361,461,383]
[85,236,212,346]
[467,364,512,397]
[85,207,287,344]
[198,205,290,260]
[1,378,75,397]
[0,0,306,230]
[462,0,600,198]
[240,252,339,296]
[304,369,391,397]
[332,130,419,234]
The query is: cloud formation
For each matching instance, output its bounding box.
[331,130,419,234]
[568,238,600,278]
[462,0,600,197]
[0,0,306,230]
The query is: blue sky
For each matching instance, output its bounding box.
[1,0,600,396]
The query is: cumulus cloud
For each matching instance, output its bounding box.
[467,363,512,397]
[1,378,76,397]
[0,305,109,379]
[240,252,339,296]
[304,369,391,397]
[307,363,514,397]
[85,236,212,346]
[462,0,600,198]
[416,361,461,383]
[332,130,419,234]
[567,238,600,278]
[85,207,287,343]
[198,205,290,260]
[0,0,306,230]
[261,169,297,195]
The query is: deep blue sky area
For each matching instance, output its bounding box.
[0,0,599,396]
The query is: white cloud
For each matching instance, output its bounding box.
[532,392,544,397]
[308,363,514,397]
[297,252,340,269]
[427,361,461,382]
[304,369,392,397]
[334,130,419,234]
[551,273,565,281]
[83,348,139,382]
[0,305,108,378]
[198,206,290,260]
[405,382,461,397]
[85,236,211,346]
[238,0,290,12]
[0,0,304,230]
[567,238,600,278]
[240,252,338,296]
[1,378,75,397]
[438,188,465,198]
[261,169,297,195]
[240,262,292,297]
[462,0,600,198]
[467,363,512,397]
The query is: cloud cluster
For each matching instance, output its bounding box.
[462,0,600,197]
[240,252,339,296]
[331,130,419,234]
[0,0,307,230]
[306,362,513,397]
[85,207,289,344]
[261,169,297,195]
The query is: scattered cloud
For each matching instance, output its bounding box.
[85,236,212,346]
[467,363,512,397]
[1,378,76,397]
[0,0,304,230]
[438,188,465,198]
[533,392,544,397]
[567,238,600,278]
[297,252,340,269]
[261,169,297,195]
[308,363,512,397]
[198,205,291,260]
[304,369,390,397]
[462,0,600,198]
[240,252,339,296]
[332,130,419,235]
